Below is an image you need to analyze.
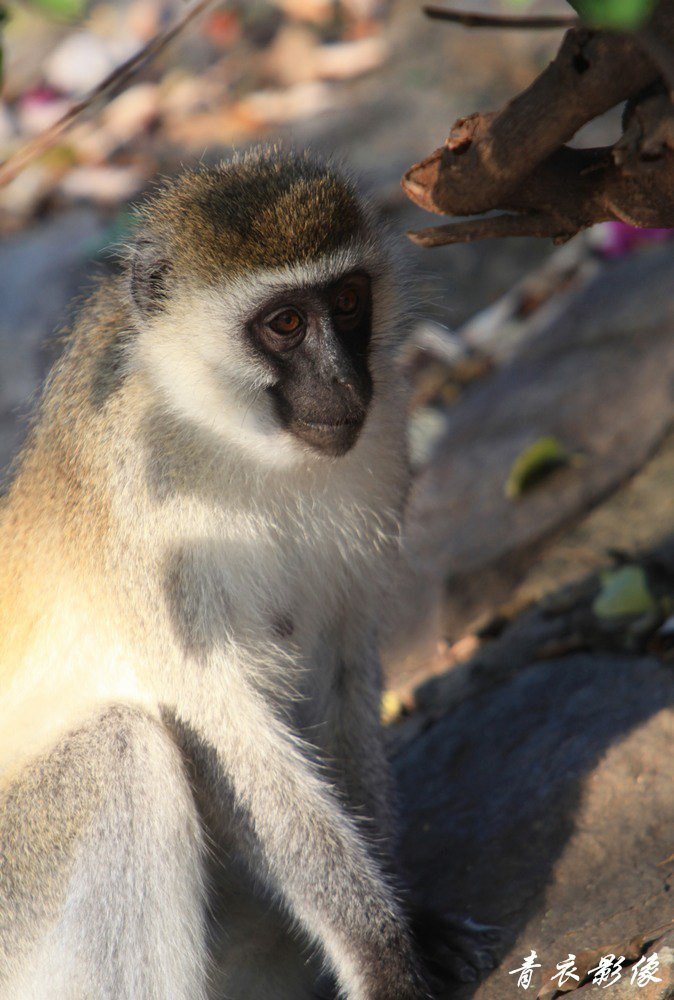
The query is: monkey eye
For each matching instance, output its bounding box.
[267,307,305,337]
[333,286,360,317]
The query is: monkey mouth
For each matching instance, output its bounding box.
[290,414,365,456]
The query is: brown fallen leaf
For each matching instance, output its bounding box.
[533,634,589,660]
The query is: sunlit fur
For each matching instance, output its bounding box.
[0,151,422,1000]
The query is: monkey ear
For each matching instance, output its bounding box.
[128,236,172,318]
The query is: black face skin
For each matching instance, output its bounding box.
[247,272,374,457]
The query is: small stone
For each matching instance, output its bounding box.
[44,32,116,96]
[102,83,160,144]
[59,165,144,204]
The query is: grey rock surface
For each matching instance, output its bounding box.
[405,244,674,639]
[393,649,674,999]
[0,209,107,485]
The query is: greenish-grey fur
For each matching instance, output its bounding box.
[134,151,369,283]
[0,149,431,1000]
[0,706,206,998]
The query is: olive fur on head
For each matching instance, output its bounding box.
[127,150,371,312]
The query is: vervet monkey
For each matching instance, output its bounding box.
[0,150,443,1000]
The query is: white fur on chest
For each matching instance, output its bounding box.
[148,481,383,721]
[149,450,393,639]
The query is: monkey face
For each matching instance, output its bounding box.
[247,272,373,457]
[126,155,405,469]
[131,251,397,469]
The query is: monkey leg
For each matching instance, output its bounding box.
[165,711,329,1000]
[0,703,208,1000]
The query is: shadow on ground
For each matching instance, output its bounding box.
[392,578,674,998]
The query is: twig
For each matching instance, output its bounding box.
[405,0,674,243]
[0,0,219,188]
[423,5,578,29]
[408,213,578,246]
[401,29,659,219]
[406,117,674,248]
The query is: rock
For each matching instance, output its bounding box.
[0,209,107,484]
[236,82,336,126]
[265,25,389,85]
[405,245,674,637]
[59,165,144,204]
[265,25,322,86]
[102,83,160,145]
[44,32,116,96]
[393,651,674,1000]
[0,163,56,223]
[341,0,386,17]
[0,102,15,147]
[314,36,389,80]
[271,0,334,23]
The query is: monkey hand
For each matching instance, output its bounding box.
[357,945,434,1000]
[409,905,500,991]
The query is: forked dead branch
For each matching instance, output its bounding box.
[402,0,674,245]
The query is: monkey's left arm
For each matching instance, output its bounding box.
[330,632,397,856]
[334,637,502,989]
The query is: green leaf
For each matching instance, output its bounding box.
[28,0,86,21]
[592,566,656,620]
[505,436,570,499]
[567,0,654,29]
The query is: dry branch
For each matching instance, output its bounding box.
[423,5,578,29]
[403,0,674,245]
[408,213,578,245]
[0,0,218,188]
[403,29,658,217]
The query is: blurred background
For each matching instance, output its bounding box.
[3,3,674,993]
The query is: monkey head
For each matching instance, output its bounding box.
[125,151,400,465]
